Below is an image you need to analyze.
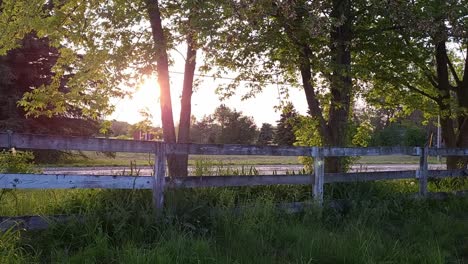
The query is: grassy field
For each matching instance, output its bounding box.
[0,178,467,263]
[3,151,466,263]
[40,151,445,167]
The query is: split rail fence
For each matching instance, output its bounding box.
[1,132,468,212]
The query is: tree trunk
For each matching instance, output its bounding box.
[297,0,353,173]
[174,34,197,177]
[324,0,353,173]
[434,41,468,170]
[145,0,178,176]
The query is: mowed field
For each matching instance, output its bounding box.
[39,151,446,167]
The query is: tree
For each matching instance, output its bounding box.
[190,116,219,144]
[0,33,99,136]
[0,0,221,176]
[274,103,299,146]
[357,0,468,169]
[190,105,258,144]
[110,120,132,138]
[201,0,355,172]
[257,123,274,145]
[0,32,104,162]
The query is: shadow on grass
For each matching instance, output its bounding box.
[0,178,467,263]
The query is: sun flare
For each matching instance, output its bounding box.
[110,75,161,124]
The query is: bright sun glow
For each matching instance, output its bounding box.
[136,75,160,105]
[133,75,160,119]
[109,72,309,127]
[109,75,162,125]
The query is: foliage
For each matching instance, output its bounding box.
[352,121,374,147]
[0,33,100,133]
[355,0,468,168]
[256,123,275,145]
[0,181,467,262]
[370,123,427,147]
[201,0,355,171]
[110,120,132,138]
[293,115,359,172]
[191,105,258,144]
[0,150,37,174]
[273,103,300,146]
[0,32,105,163]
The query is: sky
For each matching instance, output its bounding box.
[109,54,309,127]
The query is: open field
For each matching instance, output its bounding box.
[0,178,467,263]
[39,151,446,167]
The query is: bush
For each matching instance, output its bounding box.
[0,150,38,174]
[370,123,426,147]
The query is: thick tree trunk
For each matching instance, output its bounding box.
[297,0,353,173]
[435,41,468,169]
[174,35,197,177]
[324,0,353,173]
[145,0,178,176]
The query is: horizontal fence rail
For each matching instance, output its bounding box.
[1,170,467,190]
[1,132,468,212]
[1,132,467,157]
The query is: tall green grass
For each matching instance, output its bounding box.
[0,152,467,263]
[0,181,467,263]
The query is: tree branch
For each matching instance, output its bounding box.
[446,53,462,86]
[405,83,441,103]
[355,25,405,35]
[463,44,468,86]
[299,45,329,140]
[424,71,439,89]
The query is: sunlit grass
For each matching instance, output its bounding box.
[37,151,446,168]
[0,182,467,263]
[1,152,467,263]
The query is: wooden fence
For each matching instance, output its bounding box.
[1,132,467,212]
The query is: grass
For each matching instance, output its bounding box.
[356,155,445,165]
[39,151,445,168]
[0,177,468,263]
[2,151,466,263]
[38,152,302,167]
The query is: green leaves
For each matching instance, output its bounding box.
[0,0,46,55]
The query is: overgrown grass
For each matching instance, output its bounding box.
[39,152,302,167]
[0,177,467,263]
[1,151,467,263]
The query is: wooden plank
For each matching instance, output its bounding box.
[153,145,166,212]
[417,147,429,196]
[165,143,310,156]
[0,133,157,153]
[428,148,468,156]
[428,170,468,178]
[312,147,324,204]
[323,146,419,157]
[167,174,310,188]
[0,171,429,191]
[0,174,152,189]
[325,170,415,183]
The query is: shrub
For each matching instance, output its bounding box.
[0,150,38,174]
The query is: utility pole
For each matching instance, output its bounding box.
[437,115,441,162]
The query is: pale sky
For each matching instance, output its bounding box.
[109,54,309,127]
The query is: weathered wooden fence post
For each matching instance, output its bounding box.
[153,142,166,214]
[417,146,429,196]
[7,130,13,150]
[312,147,324,205]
